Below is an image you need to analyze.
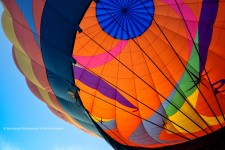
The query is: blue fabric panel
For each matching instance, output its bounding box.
[40,0,99,134]
[15,0,39,46]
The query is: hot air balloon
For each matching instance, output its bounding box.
[1,0,225,149]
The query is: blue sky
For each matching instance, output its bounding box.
[0,3,112,150]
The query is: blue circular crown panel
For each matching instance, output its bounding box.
[96,0,154,40]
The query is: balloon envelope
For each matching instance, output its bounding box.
[1,0,225,149]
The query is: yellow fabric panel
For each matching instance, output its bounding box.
[201,115,225,126]
[188,89,199,108]
[165,89,199,134]
[14,47,42,88]
[1,11,27,56]
[169,99,207,133]
[37,87,58,110]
